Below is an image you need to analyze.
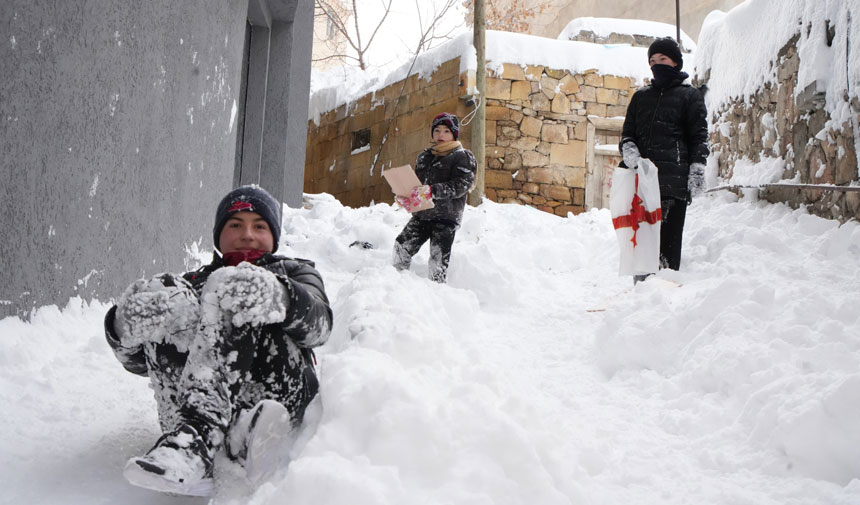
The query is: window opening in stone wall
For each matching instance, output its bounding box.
[351,128,371,154]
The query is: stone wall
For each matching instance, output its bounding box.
[305,58,471,208]
[481,64,634,215]
[704,35,860,222]
[305,58,636,216]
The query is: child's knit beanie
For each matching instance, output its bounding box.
[431,112,460,140]
[213,185,281,252]
[648,37,684,70]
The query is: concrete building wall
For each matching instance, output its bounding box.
[0,0,314,317]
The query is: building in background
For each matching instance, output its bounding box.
[1,0,314,317]
[473,0,744,41]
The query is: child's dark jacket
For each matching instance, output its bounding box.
[104,253,332,382]
[413,146,476,225]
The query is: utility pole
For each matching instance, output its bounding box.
[468,0,486,207]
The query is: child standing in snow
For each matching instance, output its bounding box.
[104,185,332,496]
[392,112,477,283]
[619,37,709,281]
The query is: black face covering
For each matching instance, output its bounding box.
[650,64,689,89]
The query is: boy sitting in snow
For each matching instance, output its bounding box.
[392,112,476,283]
[104,185,332,496]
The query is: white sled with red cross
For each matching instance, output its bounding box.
[610,158,662,276]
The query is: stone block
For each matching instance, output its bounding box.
[487,146,506,159]
[530,93,551,112]
[607,105,628,118]
[501,63,526,80]
[584,72,603,87]
[521,116,543,138]
[541,124,568,144]
[487,78,512,100]
[550,141,586,167]
[486,169,513,189]
[552,93,571,114]
[504,151,522,170]
[604,75,630,90]
[577,86,597,102]
[596,88,619,105]
[486,106,512,121]
[536,141,551,155]
[559,74,580,94]
[510,109,524,124]
[545,68,566,79]
[522,150,549,167]
[527,167,555,184]
[522,182,539,194]
[487,120,497,144]
[557,165,586,187]
[511,80,531,102]
[523,65,544,80]
[544,184,572,202]
[540,76,560,99]
[586,102,607,117]
[510,136,540,151]
[501,126,522,138]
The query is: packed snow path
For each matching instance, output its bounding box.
[2,192,860,505]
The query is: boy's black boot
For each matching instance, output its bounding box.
[123,423,215,496]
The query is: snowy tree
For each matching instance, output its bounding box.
[461,0,551,33]
[314,0,464,70]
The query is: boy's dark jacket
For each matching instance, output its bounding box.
[413,146,477,225]
[104,253,332,383]
[620,79,709,200]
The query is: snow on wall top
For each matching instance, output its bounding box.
[309,28,657,123]
[557,16,696,51]
[695,0,860,125]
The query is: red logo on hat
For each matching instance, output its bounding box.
[228,200,254,213]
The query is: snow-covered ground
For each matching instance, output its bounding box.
[3,189,860,505]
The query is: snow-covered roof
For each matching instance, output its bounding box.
[310,29,657,123]
[557,16,696,52]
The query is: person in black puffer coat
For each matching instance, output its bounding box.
[392,112,477,283]
[620,37,709,279]
[105,185,332,495]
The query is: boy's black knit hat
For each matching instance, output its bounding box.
[431,112,460,140]
[648,37,684,70]
[213,185,281,252]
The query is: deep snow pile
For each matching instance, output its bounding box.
[2,190,860,505]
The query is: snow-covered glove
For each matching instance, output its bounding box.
[688,162,706,197]
[114,274,200,352]
[203,262,288,328]
[621,142,641,169]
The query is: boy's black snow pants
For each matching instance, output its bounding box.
[659,196,688,270]
[142,274,318,455]
[393,217,457,283]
